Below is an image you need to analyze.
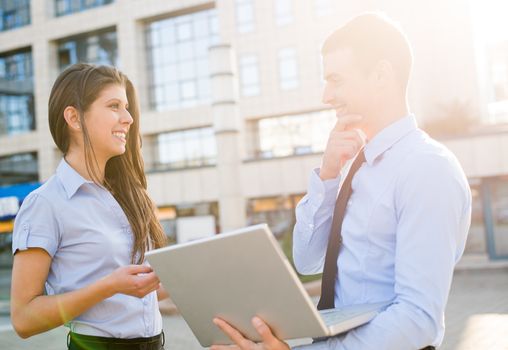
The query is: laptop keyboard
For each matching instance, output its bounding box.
[319,308,367,326]
[318,302,388,327]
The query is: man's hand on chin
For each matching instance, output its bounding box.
[210,317,291,350]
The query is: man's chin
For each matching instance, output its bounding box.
[335,111,347,119]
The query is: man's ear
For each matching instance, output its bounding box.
[63,106,81,131]
[373,60,394,88]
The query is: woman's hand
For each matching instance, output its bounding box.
[105,265,161,298]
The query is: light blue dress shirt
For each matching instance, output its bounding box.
[12,159,162,338]
[293,115,471,349]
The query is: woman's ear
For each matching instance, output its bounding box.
[63,106,81,131]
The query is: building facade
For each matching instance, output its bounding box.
[0,0,507,276]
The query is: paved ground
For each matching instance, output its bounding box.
[0,268,507,349]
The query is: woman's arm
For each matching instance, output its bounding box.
[11,248,160,338]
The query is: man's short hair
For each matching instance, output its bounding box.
[322,13,413,89]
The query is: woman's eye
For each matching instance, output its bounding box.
[110,103,119,109]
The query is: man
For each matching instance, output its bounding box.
[211,13,471,350]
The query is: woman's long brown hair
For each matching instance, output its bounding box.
[48,63,167,263]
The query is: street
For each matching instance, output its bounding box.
[0,268,507,349]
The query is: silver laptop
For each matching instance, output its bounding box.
[146,224,389,347]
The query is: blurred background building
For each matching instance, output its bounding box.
[0,0,507,299]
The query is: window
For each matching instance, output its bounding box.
[278,47,299,90]
[274,0,292,26]
[490,177,508,257]
[236,0,254,33]
[0,0,30,32]
[248,110,335,159]
[152,127,217,170]
[239,54,260,96]
[0,49,35,136]
[158,202,219,245]
[55,0,113,17]
[466,182,486,254]
[146,9,219,111]
[0,152,38,186]
[247,194,303,238]
[314,0,332,17]
[57,29,118,70]
[0,95,34,135]
[485,41,508,122]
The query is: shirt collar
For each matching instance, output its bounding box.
[364,114,418,166]
[56,158,93,199]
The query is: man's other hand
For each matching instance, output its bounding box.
[210,317,291,350]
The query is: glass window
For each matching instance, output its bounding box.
[55,0,113,17]
[248,110,335,159]
[0,152,38,185]
[153,127,217,170]
[274,0,292,26]
[236,0,255,33]
[57,29,118,70]
[239,54,260,96]
[146,9,219,111]
[157,202,219,245]
[465,183,487,254]
[247,194,302,238]
[314,0,332,17]
[176,20,193,42]
[278,47,299,90]
[0,48,35,136]
[490,177,508,257]
[485,40,508,124]
[0,0,30,32]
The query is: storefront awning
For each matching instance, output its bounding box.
[0,182,41,222]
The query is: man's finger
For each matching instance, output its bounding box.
[329,130,364,141]
[213,318,251,349]
[252,317,278,347]
[210,345,240,350]
[333,114,363,131]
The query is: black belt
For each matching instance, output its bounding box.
[67,331,165,350]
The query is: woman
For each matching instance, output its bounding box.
[10,63,169,350]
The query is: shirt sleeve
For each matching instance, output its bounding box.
[12,192,61,257]
[292,337,343,350]
[296,153,471,350]
[292,168,341,275]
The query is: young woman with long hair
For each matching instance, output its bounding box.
[10,63,168,350]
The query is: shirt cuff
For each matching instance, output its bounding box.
[307,168,341,209]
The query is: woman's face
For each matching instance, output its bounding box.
[83,84,134,162]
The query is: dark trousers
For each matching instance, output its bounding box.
[67,331,165,350]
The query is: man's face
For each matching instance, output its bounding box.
[322,47,376,129]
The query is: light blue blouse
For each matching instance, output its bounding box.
[12,159,162,338]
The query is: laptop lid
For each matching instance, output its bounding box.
[146,224,329,347]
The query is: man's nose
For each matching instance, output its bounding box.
[322,84,334,105]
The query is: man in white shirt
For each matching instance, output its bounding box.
[211,12,471,350]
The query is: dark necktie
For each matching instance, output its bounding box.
[317,150,366,310]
